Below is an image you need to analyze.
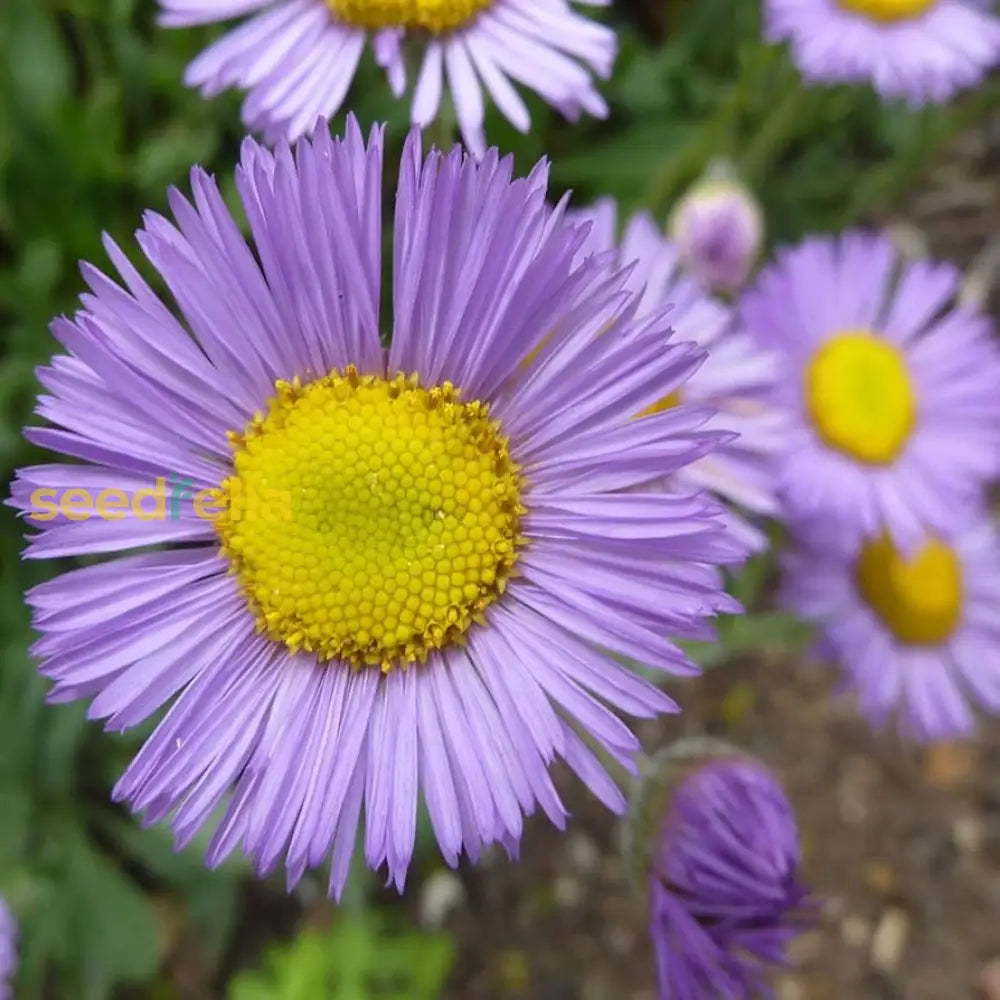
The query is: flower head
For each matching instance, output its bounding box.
[0,898,16,1000]
[740,230,1000,552]
[571,199,784,551]
[765,0,1000,104]
[158,0,615,155]
[10,120,745,896]
[784,514,1000,740]
[668,172,764,294]
[634,740,810,1000]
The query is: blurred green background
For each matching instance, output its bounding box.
[1,0,998,996]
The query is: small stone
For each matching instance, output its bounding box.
[840,915,872,949]
[786,930,823,965]
[552,875,584,909]
[870,907,910,975]
[419,870,465,929]
[924,741,979,789]
[607,926,635,956]
[567,833,600,874]
[777,978,805,1000]
[954,813,986,855]
[863,861,896,896]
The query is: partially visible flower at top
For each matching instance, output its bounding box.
[0,897,16,1000]
[740,229,1000,553]
[570,199,785,552]
[764,0,1000,105]
[157,0,616,155]
[9,119,746,898]
[629,739,811,1000]
[784,513,1000,740]
[668,168,764,294]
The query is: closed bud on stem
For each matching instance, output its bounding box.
[669,166,764,294]
[624,738,814,1000]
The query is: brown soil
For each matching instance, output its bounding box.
[439,655,1000,1000]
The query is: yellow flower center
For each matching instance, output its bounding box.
[325,0,493,31]
[838,0,937,21]
[214,367,524,670]
[804,331,916,465]
[856,534,963,645]
[638,390,682,420]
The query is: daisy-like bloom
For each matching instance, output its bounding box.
[158,0,615,155]
[764,0,1000,105]
[0,898,16,1000]
[668,171,764,295]
[784,515,1000,740]
[10,120,745,895]
[630,739,810,1000]
[570,199,785,551]
[740,230,1000,552]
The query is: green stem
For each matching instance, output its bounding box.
[738,69,810,186]
[426,97,457,153]
[641,81,747,217]
[640,42,786,218]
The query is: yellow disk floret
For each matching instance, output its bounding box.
[804,330,917,465]
[325,0,492,32]
[855,534,963,645]
[214,367,524,670]
[637,389,682,420]
[838,0,937,21]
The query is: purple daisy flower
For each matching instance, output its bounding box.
[158,0,615,155]
[740,230,1000,553]
[10,120,746,896]
[668,173,764,295]
[639,740,810,1000]
[765,0,1000,105]
[784,514,1000,740]
[0,898,16,1000]
[570,199,785,552]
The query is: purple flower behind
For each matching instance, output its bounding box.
[0,898,16,1000]
[644,742,811,1000]
[783,513,1000,741]
[568,198,784,552]
[740,229,1000,553]
[765,0,1000,106]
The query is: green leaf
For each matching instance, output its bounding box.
[228,914,454,1000]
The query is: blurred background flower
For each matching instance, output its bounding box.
[739,230,1000,550]
[156,0,616,153]
[570,197,784,552]
[783,515,1000,740]
[764,0,1000,104]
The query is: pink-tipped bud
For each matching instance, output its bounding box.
[669,168,764,294]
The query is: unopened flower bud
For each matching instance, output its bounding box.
[625,739,813,1000]
[669,170,764,294]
